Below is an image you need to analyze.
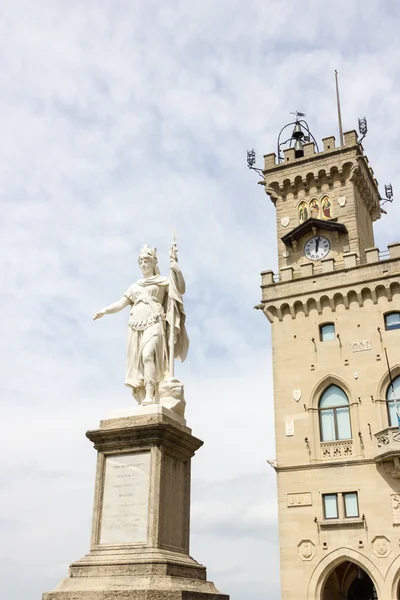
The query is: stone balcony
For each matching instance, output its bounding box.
[374,427,400,478]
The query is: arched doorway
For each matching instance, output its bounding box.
[322,561,378,599]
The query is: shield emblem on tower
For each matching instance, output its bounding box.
[293,389,302,402]
[281,216,290,227]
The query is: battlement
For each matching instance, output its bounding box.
[264,129,371,171]
[259,242,400,321]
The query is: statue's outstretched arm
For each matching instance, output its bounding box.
[93,296,130,320]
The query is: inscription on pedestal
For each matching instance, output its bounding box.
[100,452,151,545]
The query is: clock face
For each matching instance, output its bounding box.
[304,236,331,261]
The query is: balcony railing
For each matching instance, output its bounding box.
[320,440,353,460]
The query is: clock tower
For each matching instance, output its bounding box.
[257,119,400,599]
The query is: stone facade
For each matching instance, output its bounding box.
[259,130,400,598]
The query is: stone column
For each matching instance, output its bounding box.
[43,407,228,600]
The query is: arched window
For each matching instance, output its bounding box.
[319,385,351,441]
[386,375,400,427]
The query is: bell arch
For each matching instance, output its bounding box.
[387,552,400,599]
[307,548,384,600]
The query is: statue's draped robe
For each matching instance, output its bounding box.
[123,272,188,393]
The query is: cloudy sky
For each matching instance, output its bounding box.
[2,2,400,599]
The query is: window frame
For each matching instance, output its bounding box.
[319,322,336,342]
[343,492,359,518]
[384,311,400,331]
[322,492,360,521]
[318,386,352,442]
[322,493,339,519]
[386,375,400,427]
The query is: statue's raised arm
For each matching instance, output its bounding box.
[93,242,188,416]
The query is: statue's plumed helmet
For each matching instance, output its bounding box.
[137,245,160,274]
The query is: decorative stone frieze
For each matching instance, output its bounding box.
[287,493,312,507]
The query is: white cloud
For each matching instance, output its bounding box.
[2,2,400,600]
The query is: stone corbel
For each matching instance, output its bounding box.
[263,308,274,323]
[349,163,360,182]
[291,239,298,251]
[265,186,280,204]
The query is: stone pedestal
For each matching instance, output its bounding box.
[43,408,228,600]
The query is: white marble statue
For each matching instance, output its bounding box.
[93,242,189,414]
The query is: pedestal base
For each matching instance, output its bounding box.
[43,578,226,600]
[42,412,228,600]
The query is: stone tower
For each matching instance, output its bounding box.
[258,125,400,599]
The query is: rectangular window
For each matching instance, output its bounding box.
[344,492,359,518]
[323,494,338,519]
[320,323,336,341]
[385,313,400,331]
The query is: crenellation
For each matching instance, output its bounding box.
[303,141,315,158]
[365,247,380,263]
[343,130,358,145]
[283,147,295,163]
[343,252,358,269]
[264,152,277,168]
[388,242,400,259]
[322,136,336,151]
[260,258,400,325]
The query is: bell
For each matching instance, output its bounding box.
[292,121,304,140]
[294,139,304,158]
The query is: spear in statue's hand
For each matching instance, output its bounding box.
[168,230,177,378]
[170,228,178,264]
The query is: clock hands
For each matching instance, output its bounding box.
[305,236,330,260]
